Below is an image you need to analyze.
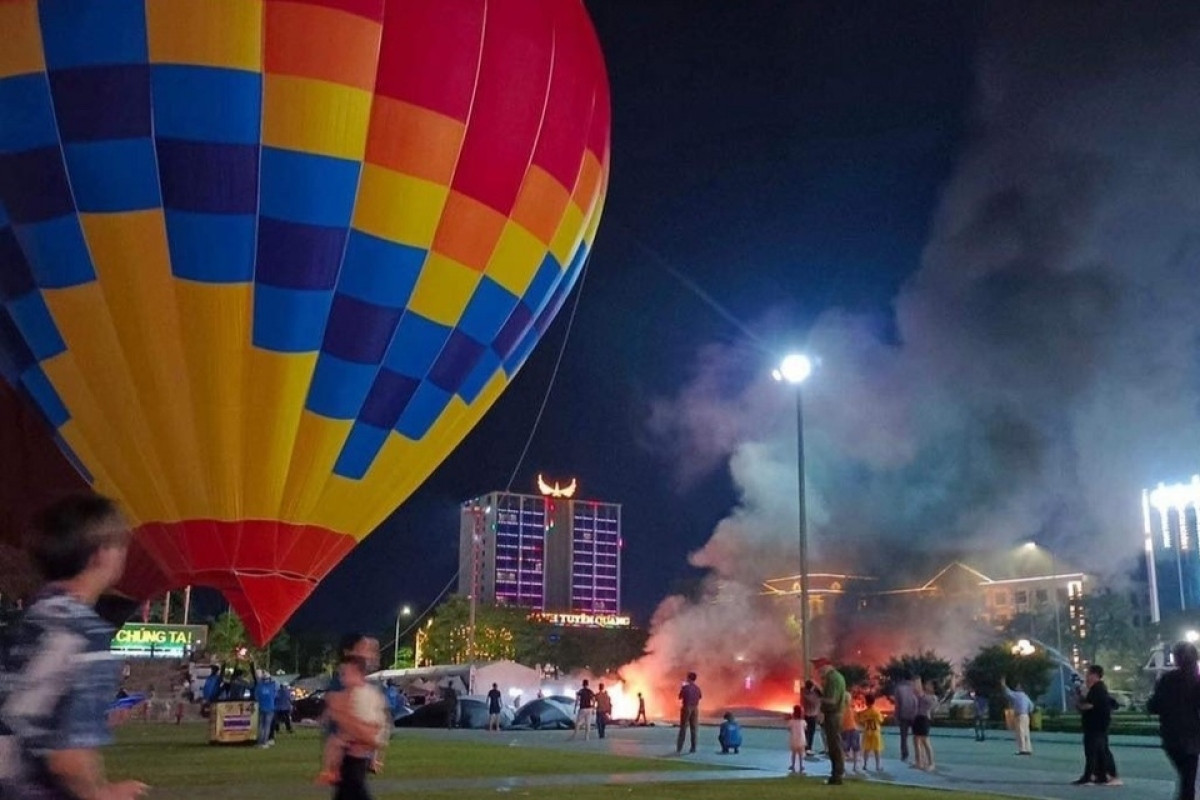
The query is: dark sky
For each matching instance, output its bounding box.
[287,0,981,636]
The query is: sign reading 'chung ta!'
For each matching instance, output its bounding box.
[111,623,208,658]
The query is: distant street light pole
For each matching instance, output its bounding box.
[394,604,412,668]
[774,353,815,682]
[1021,542,1066,712]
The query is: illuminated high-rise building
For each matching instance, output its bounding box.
[458,477,622,614]
[1143,476,1200,623]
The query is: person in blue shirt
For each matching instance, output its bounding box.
[254,674,276,748]
[384,680,402,722]
[973,691,989,742]
[718,711,743,754]
[202,665,222,708]
[274,683,293,735]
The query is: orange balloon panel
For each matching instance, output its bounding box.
[0,0,610,642]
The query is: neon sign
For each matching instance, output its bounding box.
[532,611,631,628]
[537,475,578,498]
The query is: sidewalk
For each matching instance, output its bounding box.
[731,715,1161,749]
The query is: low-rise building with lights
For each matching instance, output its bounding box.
[763,559,1091,665]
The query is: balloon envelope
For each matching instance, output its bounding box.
[0,382,169,602]
[0,0,610,642]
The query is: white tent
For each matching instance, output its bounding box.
[370,660,541,699]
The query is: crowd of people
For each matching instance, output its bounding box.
[5,493,1200,800]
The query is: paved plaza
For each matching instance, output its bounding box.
[142,721,1180,799]
[399,722,1177,800]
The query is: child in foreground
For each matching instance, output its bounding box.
[786,705,807,774]
[316,655,388,797]
[841,697,862,773]
[858,694,885,772]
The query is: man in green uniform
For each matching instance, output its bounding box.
[814,657,846,785]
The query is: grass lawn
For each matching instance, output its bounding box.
[393,782,1022,800]
[105,724,718,787]
[105,725,1025,800]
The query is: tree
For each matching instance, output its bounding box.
[205,611,263,661]
[422,596,534,664]
[1069,590,1141,667]
[391,646,415,670]
[836,663,871,690]
[1001,609,1058,647]
[963,644,1053,719]
[877,652,954,696]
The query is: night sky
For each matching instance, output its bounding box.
[288,1,982,635]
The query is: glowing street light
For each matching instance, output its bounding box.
[774,352,815,680]
[1012,639,1036,657]
[393,603,415,668]
[772,354,813,385]
[1186,630,1199,644]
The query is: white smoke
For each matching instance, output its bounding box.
[625,3,1200,702]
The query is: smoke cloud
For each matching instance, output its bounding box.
[624,4,1200,710]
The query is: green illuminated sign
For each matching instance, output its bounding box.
[111,623,207,657]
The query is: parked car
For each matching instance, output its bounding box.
[1109,690,1135,711]
[292,689,326,722]
[933,689,978,719]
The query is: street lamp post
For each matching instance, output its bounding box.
[774,354,814,682]
[394,604,412,669]
[1021,542,1066,712]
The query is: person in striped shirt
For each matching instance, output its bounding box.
[0,495,148,800]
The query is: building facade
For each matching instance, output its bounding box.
[764,559,1090,665]
[458,479,621,615]
[1143,476,1200,623]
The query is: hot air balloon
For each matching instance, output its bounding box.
[0,381,170,605]
[0,0,610,643]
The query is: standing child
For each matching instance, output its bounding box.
[786,705,807,774]
[841,697,863,774]
[913,681,936,771]
[858,694,885,772]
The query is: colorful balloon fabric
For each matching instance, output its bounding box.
[0,381,170,602]
[0,0,610,642]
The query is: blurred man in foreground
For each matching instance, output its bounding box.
[0,495,148,800]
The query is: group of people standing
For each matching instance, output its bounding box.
[570,678,615,740]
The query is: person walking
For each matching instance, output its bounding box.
[318,634,385,785]
[1001,677,1034,755]
[570,679,596,740]
[595,683,613,739]
[814,658,846,785]
[801,680,823,756]
[1149,641,1200,800]
[676,672,702,754]
[892,671,919,762]
[1073,664,1121,786]
[635,692,648,726]
[973,690,989,742]
[0,495,149,800]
